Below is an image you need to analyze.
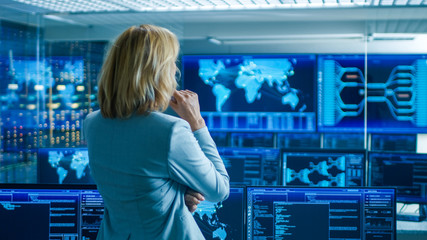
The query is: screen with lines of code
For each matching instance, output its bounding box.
[247,187,396,240]
[0,185,103,239]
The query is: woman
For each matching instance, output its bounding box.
[84,24,229,240]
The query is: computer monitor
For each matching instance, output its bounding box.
[247,187,396,240]
[38,148,94,184]
[318,54,427,133]
[282,150,365,187]
[193,186,245,240]
[182,54,316,132]
[0,184,102,239]
[366,55,427,133]
[369,151,427,203]
[230,132,274,148]
[218,147,281,186]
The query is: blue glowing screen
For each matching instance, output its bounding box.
[369,151,427,203]
[0,184,103,239]
[182,55,316,132]
[282,150,365,187]
[217,147,281,186]
[247,187,396,240]
[318,54,427,133]
[0,56,87,111]
[193,187,245,240]
[37,148,94,184]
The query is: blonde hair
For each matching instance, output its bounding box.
[98,24,179,119]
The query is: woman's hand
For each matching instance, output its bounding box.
[170,90,206,132]
[184,188,205,213]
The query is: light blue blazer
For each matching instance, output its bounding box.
[83,110,230,240]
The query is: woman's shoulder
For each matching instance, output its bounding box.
[139,112,191,135]
[148,111,187,126]
[84,110,102,124]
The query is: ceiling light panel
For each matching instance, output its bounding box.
[11,0,427,13]
[408,0,423,5]
[13,0,129,13]
[394,0,409,5]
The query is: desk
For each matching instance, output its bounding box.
[397,220,427,240]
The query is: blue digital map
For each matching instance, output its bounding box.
[193,201,229,239]
[48,150,89,184]
[198,58,305,112]
[183,55,315,131]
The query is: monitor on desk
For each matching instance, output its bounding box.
[369,151,427,203]
[0,184,246,240]
[247,187,396,240]
[0,184,102,239]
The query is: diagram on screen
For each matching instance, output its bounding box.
[286,155,346,187]
[319,56,427,133]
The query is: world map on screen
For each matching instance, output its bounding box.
[193,201,229,239]
[48,150,89,184]
[198,58,304,112]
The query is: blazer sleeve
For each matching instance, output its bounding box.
[167,120,230,202]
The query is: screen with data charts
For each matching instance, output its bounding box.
[218,147,282,186]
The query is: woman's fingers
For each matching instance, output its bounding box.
[187,189,205,201]
[169,89,205,131]
[184,188,205,213]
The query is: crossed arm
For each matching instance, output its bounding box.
[170,89,228,212]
